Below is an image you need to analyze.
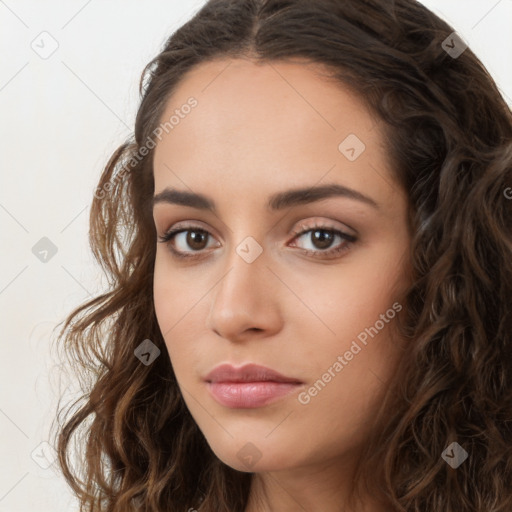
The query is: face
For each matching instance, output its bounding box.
[152,58,411,475]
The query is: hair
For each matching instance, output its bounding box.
[51,0,512,511]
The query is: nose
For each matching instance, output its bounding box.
[206,242,283,342]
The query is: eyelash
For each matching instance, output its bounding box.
[157,223,357,261]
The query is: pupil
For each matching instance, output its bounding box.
[188,230,207,250]
[312,230,333,249]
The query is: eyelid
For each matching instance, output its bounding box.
[159,220,221,241]
[160,217,355,240]
[290,219,357,238]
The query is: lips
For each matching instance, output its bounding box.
[204,363,303,384]
[204,363,304,409]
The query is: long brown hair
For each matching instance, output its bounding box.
[52,0,512,510]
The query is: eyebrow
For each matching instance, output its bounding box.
[153,183,379,211]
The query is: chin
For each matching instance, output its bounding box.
[205,437,297,473]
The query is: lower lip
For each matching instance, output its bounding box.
[206,381,302,408]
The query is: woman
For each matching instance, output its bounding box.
[53,0,512,510]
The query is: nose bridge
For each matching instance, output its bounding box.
[214,234,267,310]
[217,208,268,293]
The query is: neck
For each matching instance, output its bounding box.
[244,455,389,512]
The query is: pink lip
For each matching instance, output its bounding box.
[204,363,304,409]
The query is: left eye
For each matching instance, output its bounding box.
[289,227,357,258]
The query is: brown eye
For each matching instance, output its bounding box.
[158,226,220,259]
[290,224,357,260]
[310,229,336,250]
[186,230,209,250]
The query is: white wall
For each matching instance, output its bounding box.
[1,1,510,510]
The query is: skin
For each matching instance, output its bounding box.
[152,58,411,512]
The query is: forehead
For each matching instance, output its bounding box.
[152,58,401,212]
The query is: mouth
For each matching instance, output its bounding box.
[204,363,304,409]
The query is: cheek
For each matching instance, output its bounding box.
[292,273,403,450]
[296,249,406,344]
[153,257,191,363]
[153,251,207,333]
[290,247,406,409]
[153,253,214,375]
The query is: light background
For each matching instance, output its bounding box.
[0,1,510,510]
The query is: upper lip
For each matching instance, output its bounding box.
[204,363,303,384]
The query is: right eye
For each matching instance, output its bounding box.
[158,226,221,259]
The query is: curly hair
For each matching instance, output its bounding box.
[51,0,512,510]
